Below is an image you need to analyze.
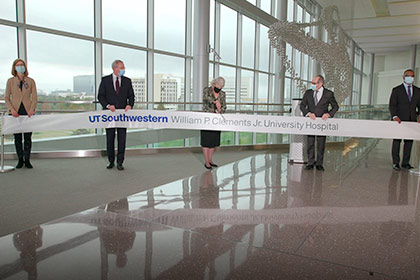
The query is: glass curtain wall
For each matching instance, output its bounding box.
[0,0,365,149]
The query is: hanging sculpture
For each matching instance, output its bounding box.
[268,6,353,103]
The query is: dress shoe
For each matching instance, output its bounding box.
[107,162,114,169]
[209,162,218,167]
[117,163,124,170]
[402,164,414,170]
[392,164,401,171]
[16,159,24,169]
[305,164,314,170]
[204,164,212,170]
[316,165,324,171]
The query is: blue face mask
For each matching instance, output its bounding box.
[16,65,25,74]
[311,84,317,91]
[119,69,125,76]
[404,76,414,84]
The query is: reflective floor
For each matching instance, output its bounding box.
[1,139,420,279]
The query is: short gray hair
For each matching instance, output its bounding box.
[315,75,324,84]
[112,60,124,69]
[211,76,225,88]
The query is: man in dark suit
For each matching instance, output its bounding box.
[300,75,339,171]
[98,60,135,170]
[389,69,420,171]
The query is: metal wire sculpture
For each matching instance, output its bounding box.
[268,6,353,103]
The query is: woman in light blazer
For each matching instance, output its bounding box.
[5,59,38,168]
[201,77,227,169]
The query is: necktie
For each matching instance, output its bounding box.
[314,90,319,106]
[408,86,412,102]
[116,77,120,95]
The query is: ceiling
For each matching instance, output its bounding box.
[316,0,420,54]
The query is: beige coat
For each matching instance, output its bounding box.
[5,76,38,114]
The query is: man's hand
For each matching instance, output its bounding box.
[28,109,35,117]
[308,113,316,120]
[125,105,132,112]
[393,117,401,124]
[11,109,19,117]
[109,105,116,112]
[417,116,420,123]
[321,113,330,120]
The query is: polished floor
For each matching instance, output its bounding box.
[1,139,420,279]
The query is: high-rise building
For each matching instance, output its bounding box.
[132,78,146,103]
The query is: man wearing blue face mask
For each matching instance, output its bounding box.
[389,69,420,171]
[300,75,339,171]
[98,60,135,170]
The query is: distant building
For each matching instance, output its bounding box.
[132,78,146,103]
[73,75,95,95]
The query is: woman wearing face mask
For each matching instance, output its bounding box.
[201,77,227,169]
[5,59,38,169]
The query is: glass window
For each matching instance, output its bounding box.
[284,77,291,103]
[256,133,267,144]
[257,73,268,111]
[209,0,215,59]
[0,26,17,100]
[296,4,303,22]
[361,53,371,105]
[26,0,94,36]
[220,5,237,65]
[302,54,309,81]
[242,16,255,69]
[239,132,252,144]
[0,0,16,21]
[154,54,185,110]
[294,49,301,77]
[103,44,147,108]
[246,0,256,5]
[27,31,94,101]
[260,0,271,15]
[155,0,185,54]
[219,65,236,111]
[287,0,294,21]
[259,25,270,72]
[240,70,254,111]
[103,0,147,47]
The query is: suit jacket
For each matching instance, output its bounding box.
[389,83,420,121]
[299,87,339,118]
[5,76,38,114]
[98,74,135,110]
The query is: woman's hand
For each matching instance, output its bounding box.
[11,109,19,117]
[215,100,221,111]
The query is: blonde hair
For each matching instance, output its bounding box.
[11,58,28,76]
[211,77,225,88]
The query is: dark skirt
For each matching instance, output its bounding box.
[200,130,221,148]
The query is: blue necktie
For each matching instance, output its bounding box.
[408,86,412,102]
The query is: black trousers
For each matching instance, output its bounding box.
[392,139,413,166]
[306,135,326,166]
[106,128,127,164]
[14,103,32,160]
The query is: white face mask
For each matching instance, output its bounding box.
[404,76,414,84]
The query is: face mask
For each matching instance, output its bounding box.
[16,65,25,74]
[404,76,414,84]
[311,84,317,91]
[119,69,125,76]
[214,87,221,93]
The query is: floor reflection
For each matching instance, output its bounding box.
[1,139,420,279]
